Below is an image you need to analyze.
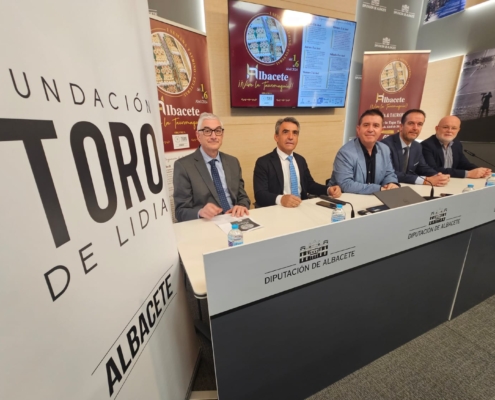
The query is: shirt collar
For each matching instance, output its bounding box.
[359,139,377,157]
[436,135,454,149]
[399,135,410,149]
[276,146,293,160]
[199,146,220,163]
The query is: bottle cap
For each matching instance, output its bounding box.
[336,204,342,209]
[231,224,239,229]
[468,184,474,188]
[492,173,495,177]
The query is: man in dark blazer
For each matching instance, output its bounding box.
[422,115,491,179]
[381,109,449,186]
[253,117,341,208]
[173,113,250,222]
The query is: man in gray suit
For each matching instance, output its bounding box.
[330,109,399,194]
[173,112,250,222]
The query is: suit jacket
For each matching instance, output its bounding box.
[173,148,250,222]
[421,135,477,178]
[329,138,398,195]
[381,133,438,184]
[253,148,328,207]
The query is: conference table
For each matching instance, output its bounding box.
[174,178,495,400]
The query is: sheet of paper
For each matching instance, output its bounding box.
[212,215,263,235]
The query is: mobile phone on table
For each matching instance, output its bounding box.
[316,201,336,209]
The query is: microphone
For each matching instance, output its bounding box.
[408,169,434,200]
[464,149,495,169]
[319,195,355,218]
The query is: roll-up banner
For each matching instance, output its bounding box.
[150,16,213,220]
[358,51,430,138]
[0,1,199,399]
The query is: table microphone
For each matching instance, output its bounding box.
[319,195,355,218]
[408,169,434,199]
[464,149,495,169]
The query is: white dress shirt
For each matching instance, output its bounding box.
[275,147,301,205]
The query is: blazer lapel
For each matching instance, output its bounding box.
[193,148,221,204]
[393,134,404,169]
[270,149,284,192]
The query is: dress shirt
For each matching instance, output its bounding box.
[199,146,233,211]
[275,147,302,205]
[399,136,424,185]
[441,140,467,177]
[359,141,377,184]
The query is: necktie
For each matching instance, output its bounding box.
[287,155,299,196]
[208,159,231,213]
[402,146,410,173]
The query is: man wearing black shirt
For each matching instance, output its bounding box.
[329,109,399,195]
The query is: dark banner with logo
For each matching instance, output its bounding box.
[150,17,213,152]
[358,51,430,137]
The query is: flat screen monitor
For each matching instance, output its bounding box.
[228,0,357,108]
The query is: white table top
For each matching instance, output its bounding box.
[173,178,486,298]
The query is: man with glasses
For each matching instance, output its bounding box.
[253,117,342,208]
[173,112,250,222]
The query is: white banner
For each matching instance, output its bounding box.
[204,190,494,316]
[0,1,198,399]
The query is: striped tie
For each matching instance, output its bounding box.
[287,155,299,196]
[208,159,231,213]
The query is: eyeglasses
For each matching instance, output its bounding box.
[198,127,224,136]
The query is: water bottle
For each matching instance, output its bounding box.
[227,223,243,247]
[462,184,475,193]
[485,173,495,187]
[331,204,346,223]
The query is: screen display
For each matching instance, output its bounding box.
[228,1,356,108]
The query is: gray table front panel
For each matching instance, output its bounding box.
[452,221,495,318]
[210,231,471,400]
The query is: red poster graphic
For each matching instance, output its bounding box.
[358,51,430,138]
[150,17,213,152]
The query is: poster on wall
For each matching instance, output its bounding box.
[228,0,356,108]
[150,16,213,153]
[150,16,213,220]
[358,51,430,138]
[0,1,199,399]
[451,48,495,141]
[424,0,466,24]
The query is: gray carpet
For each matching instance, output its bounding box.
[187,284,495,398]
[308,295,495,400]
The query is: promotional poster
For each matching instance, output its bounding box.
[424,0,466,24]
[452,47,495,142]
[228,0,356,108]
[358,51,430,137]
[151,16,213,153]
[0,1,198,399]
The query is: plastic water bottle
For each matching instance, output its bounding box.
[227,223,243,247]
[331,204,346,223]
[485,173,495,187]
[462,184,475,193]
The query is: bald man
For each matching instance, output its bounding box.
[421,115,491,179]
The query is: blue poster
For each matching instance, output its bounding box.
[424,0,466,24]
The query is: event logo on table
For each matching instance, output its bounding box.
[408,208,461,239]
[151,19,213,152]
[264,239,356,285]
[362,0,387,12]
